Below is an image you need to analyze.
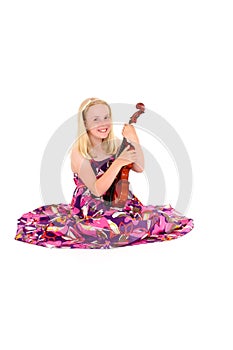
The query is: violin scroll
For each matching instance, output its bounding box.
[129,103,145,124]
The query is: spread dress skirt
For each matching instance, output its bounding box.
[15,155,194,249]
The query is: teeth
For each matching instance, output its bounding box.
[98,129,107,132]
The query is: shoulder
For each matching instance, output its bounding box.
[70,146,89,173]
[71,146,82,162]
[115,137,122,149]
[115,137,121,145]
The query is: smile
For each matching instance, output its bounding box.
[97,128,108,133]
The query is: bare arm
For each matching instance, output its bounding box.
[71,147,136,197]
[118,125,144,173]
[130,140,144,173]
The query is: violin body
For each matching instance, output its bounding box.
[103,162,133,207]
[103,103,145,208]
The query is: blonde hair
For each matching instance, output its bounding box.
[71,97,119,159]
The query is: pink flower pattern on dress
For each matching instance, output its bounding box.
[15,156,194,249]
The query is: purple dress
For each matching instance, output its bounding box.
[15,155,194,249]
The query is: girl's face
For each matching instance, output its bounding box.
[84,104,112,141]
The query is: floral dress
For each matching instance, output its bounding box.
[15,155,194,249]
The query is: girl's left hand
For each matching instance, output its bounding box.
[122,124,139,143]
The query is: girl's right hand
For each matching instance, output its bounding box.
[115,145,137,167]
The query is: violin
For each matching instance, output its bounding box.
[103,102,145,207]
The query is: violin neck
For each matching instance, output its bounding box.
[115,137,128,158]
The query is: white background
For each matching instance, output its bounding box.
[1,1,232,349]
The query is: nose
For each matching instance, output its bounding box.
[97,119,111,127]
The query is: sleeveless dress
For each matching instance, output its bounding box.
[15,155,194,249]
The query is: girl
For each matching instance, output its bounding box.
[15,97,194,249]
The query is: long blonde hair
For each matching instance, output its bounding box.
[71,98,119,159]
